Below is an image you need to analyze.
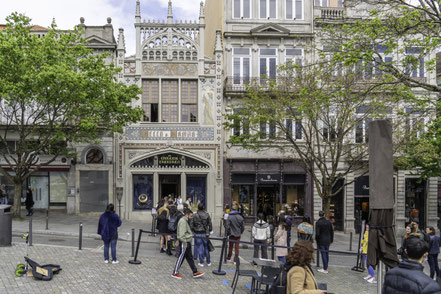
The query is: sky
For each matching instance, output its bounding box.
[0,0,201,56]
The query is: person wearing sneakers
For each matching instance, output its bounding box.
[315,210,333,274]
[171,208,204,280]
[191,203,213,267]
[361,223,376,284]
[252,213,271,260]
[226,204,245,264]
[97,204,122,264]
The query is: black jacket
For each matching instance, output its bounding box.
[315,218,334,246]
[383,260,441,294]
[226,211,245,237]
[190,210,213,234]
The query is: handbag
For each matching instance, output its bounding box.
[207,239,215,252]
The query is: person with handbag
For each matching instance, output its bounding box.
[190,203,213,267]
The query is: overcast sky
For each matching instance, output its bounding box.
[0,0,200,56]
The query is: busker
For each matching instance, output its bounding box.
[252,212,271,259]
[315,211,334,274]
[171,208,204,280]
[225,203,245,264]
[97,204,122,264]
[383,236,441,294]
[191,203,213,267]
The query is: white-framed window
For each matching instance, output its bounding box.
[405,47,425,78]
[260,0,277,19]
[315,0,343,7]
[286,0,303,20]
[285,48,303,66]
[405,107,425,138]
[233,48,251,85]
[233,0,251,19]
[354,106,371,143]
[259,48,277,83]
[232,108,250,136]
[323,116,337,141]
[286,118,302,140]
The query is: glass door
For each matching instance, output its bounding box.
[30,176,49,209]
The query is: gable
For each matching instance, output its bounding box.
[85,35,113,45]
[250,23,290,36]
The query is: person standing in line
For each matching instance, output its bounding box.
[426,226,441,279]
[97,204,122,264]
[361,224,376,283]
[252,212,271,259]
[157,201,170,253]
[275,220,288,264]
[297,216,314,241]
[226,203,245,264]
[383,236,441,293]
[399,225,412,260]
[191,203,213,267]
[176,195,183,205]
[25,188,34,216]
[171,208,204,280]
[285,209,293,248]
[315,210,334,274]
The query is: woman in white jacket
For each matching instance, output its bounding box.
[252,213,271,259]
[275,221,288,264]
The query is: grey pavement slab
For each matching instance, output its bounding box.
[0,242,377,294]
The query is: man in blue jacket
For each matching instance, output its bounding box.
[383,236,441,294]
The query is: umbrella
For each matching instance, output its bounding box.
[367,120,399,270]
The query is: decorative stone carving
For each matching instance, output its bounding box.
[124,62,136,74]
[202,84,215,126]
[142,63,197,76]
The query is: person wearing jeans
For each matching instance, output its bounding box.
[361,224,376,283]
[190,203,213,266]
[315,210,333,274]
[226,204,244,263]
[97,204,122,264]
[252,213,270,259]
[426,226,441,279]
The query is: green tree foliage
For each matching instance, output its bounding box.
[224,58,399,217]
[0,13,143,217]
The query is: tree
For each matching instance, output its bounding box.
[224,58,399,218]
[0,13,143,217]
[320,0,440,176]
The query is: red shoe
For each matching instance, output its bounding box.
[171,273,183,280]
[193,271,204,278]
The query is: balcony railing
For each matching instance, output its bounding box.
[225,76,277,92]
[316,7,344,19]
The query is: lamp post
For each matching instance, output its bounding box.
[116,187,123,216]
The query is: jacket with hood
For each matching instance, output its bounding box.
[252,220,271,241]
[226,210,245,237]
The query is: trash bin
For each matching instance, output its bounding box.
[0,204,12,246]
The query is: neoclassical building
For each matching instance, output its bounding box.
[113,1,225,221]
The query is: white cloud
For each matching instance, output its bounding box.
[0,0,200,56]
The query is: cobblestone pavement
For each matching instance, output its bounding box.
[0,242,377,294]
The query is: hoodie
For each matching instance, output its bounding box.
[226,210,245,237]
[252,220,271,241]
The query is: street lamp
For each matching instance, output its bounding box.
[116,187,123,216]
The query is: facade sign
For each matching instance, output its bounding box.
[125,126,214,141]
[258,174,281,184]
[158,154,181,167]
[355,176,369,196]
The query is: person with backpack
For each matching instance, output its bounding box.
[171,208,204,280]
[191,203,213,267]
[252,212,271,259]
[298,216,314,241]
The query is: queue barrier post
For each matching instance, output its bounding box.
[212,236,227,275]
[129,229,143,265]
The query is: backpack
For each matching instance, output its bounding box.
[168,214,178,232]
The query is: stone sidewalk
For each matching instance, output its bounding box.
[0,242,377,294]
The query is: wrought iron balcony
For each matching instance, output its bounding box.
[224,76,277,93]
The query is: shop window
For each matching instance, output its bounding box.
[50,172,68,204]
[282,185,304,216]
[142,80,159,122]
[232,184,254,217]
[86,148,104,164]
[181,80,198,122]
[405,178,426,227]
[187,175,207,210]
[133,174,153,210]
[257,185,280,219]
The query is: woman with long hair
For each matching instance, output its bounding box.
[274,221,288,264]
[286,240,325,293]
[97,204,122,264]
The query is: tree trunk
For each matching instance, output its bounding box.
[323,195,332,221]
[12,180,23,218]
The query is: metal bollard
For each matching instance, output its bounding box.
[131,228,135,257]
[45,209,49,230]
[129,229,142,264]
[29,215,33,247]
[213,236,227,275]
[349,232,353,251]
[79,222,83,250]
[316,248,320,268]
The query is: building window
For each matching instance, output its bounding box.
[286,0,303,19]
[233,0,251,18]
[315,0,343,7]
[181,80,198,122]
[260,0,277,19]
[286,119,302,140]
[405,107,425,138]
[323,117,336,141]
[260,48,277,83]
[233,48,251,85]
[161,80,178,122]
[142,80,159,122]
[405,47,425,78]
[286,48,303,66]
[86,148,104,164]
[232,108,250,136]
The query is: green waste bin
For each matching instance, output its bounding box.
[0,204,12,246]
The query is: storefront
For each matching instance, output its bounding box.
[405,178,426,228]
[226,159,312,222]
[354,176,369,233]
